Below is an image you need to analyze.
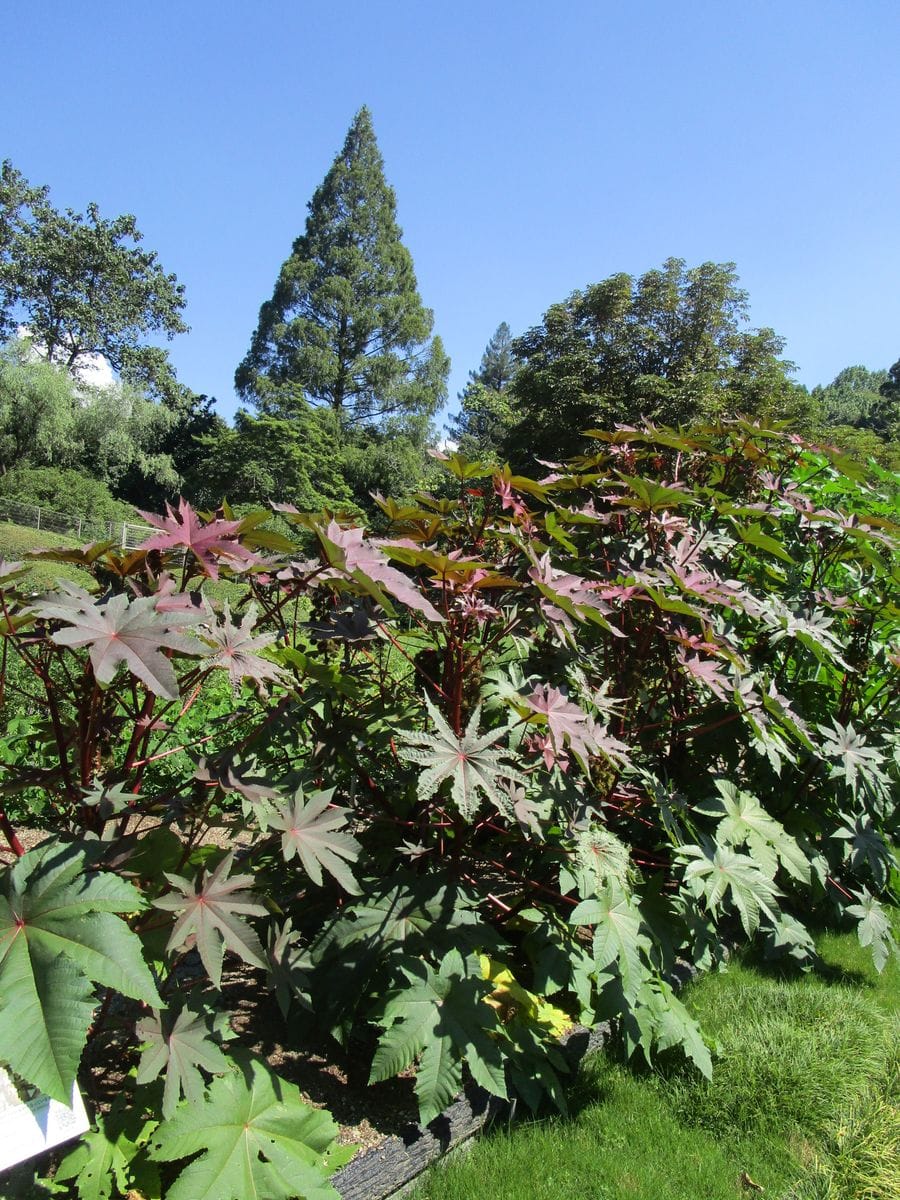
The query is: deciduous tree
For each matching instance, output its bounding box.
[0,160,187,401]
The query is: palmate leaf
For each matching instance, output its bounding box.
[31,583,204,700]
[55,1089,161,1200]
[526,684,630,772]
[370,949,507,1124]
[699,779,810,883]
[817,720,890,800]
[397,694,526,821]
[199,602,286,697]
[321,520,444,622]
[677,843,781,937]
[833,815,893,888]
[138,497,261,580]
[136,1003,232,1118]
[154,852,267,988]
[845,887,897,973]
[569,882,649,1005]
[0,841,161,1102]
[268,786,361,894]
[148,1054,353,1200]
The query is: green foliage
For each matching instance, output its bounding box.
[505,258,797,464]
[0,465,135,526]
[0,842,161,1102]
[0,159,186,400]
[147,1055,353,1200]
[236,107,448,428]
[0,420,897,1196]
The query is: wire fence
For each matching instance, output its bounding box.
[0,497,154,549]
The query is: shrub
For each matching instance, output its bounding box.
[0,420,897,1198]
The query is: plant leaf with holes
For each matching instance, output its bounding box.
[268,786,361,894]
[397,694,526,820]
[31,584,203,700]
[148,1053,353,1200]
[153,852,266,987]
[0,841,161,1102]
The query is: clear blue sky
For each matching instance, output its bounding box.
[3,1,898,424]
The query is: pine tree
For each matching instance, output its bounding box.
[447,323,517,461]
[468,321,516,392]
[235,108,448,428]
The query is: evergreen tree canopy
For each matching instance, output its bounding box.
[469,321,517,392]
[504,258,796,464]
[447,322,518,461]
[235,108,448,427]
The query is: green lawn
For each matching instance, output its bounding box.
[412,919,900,1200]
[0,521,246,606]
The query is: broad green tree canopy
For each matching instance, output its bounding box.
[505,258,796,464]
[0,160,187,402]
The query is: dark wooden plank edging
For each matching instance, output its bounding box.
[332,1023,611,1200]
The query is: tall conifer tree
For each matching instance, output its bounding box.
[236,108,448,427]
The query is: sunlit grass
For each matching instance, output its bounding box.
[411,917,900,1200]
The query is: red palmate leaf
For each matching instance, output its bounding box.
[137,498,260,580]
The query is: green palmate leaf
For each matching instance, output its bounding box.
[268,786,361,894]
[199,602,286,697]
[55,1089,160,1200]
[397,694,526,821]
[734,522,794,564]
[817,720,890,799]
[136,1003,232,1119]
[370,949,506,1124]
[699,779,810,883]
[632,978,713,1079]
[569,883,649,1005]
[677,843,781,937]
[845,887,897,973]
[0,841,161,1102]
[148,1054,353,1200]
[613,474,695,511]
[833,815,893,888]
[154,852,266,988]
[31,583,203,700]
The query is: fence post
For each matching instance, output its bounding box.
[35,506,41,532]
[76,516,83,539]
[121,522,127,549]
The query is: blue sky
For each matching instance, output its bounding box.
[3,1,898,424]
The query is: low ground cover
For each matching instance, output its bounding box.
[411,919,900,1200]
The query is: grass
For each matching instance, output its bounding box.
[411,917,900,1200]
[0,520,246,606]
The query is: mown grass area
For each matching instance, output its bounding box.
[0,520,245,606]
[412,918,900,1200]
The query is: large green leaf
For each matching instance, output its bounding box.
[698,780,810,883]
[0,841,161,1102]
[677,843,781,937]
[268,786,361,894]
[136,1003,232,1118]
[148,1055,353,1200]
[570,882,649,1005]
[154,852,267,988]
[370,949,507,1124]
[397,695,525,820]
